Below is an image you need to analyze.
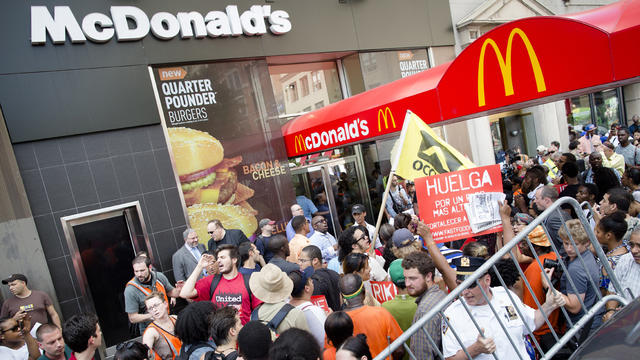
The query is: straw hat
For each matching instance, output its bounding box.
[249,264,293,303]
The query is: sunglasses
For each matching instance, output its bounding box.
[1,324,20,333]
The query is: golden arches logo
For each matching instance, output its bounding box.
[294,134,307,153]
[377,107,397,132]
[477,27,546,107]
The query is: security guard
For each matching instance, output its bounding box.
[441,256,565,360]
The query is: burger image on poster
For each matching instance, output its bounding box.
[168,127,257,238]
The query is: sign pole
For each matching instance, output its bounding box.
[369,111,412,255]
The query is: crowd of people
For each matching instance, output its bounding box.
[3,120,640,360]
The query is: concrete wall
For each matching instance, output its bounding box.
[624,83,640,121]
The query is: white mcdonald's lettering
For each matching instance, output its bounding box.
[303,119,370,152]
[477,27,546,107]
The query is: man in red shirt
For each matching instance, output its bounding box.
[180,245,261,324]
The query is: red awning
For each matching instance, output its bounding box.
[282,0,640,157]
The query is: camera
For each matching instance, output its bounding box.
[543,258,564,286]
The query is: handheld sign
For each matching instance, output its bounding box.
[370,281,398,304]
[310,295,331,314]
[414,164,503,243]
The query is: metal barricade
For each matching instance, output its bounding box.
[373,196,634,360]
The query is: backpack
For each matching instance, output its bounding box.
[208,273,253,308]
[176,341,216,360]
[250,303,295,337]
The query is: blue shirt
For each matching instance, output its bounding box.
[286,217,314,241]
[296,195,318,218]
[309,231,338,262]
[239,265,261,276]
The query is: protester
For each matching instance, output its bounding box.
[266,235,300,274]
[402,252,446,360]
[238,242,265,277]
[379,224,397,271]
[554,220,603,335]
[180,245,260,325]
[488,259,524,299]
[601,141,625,176]
[598,187,640,244]
[351,204,382,249]
[342,253,379,307]
[114,341,149,360]
[62,313,103,360]
[622,168,640,202]
[577,123,601,155]
[173,228,208,282]
[125,256,180,333]
[323,312,354,360]
[336,334,372,360]
[204,306,242,360]
[0,314,40,360]
[339,274,403,359]
[288,269,327,347]
[285,204,314,241]
[442,256,565,360]
[604,230,640,321]
[174,302,216,360]
[338,226,387,281]
[385,175,412,221]
[381,259,416,360]
[390,228,422,260]
[269,328,320,360]
[615,127,640,168]
[309,215,338,263]
[514,165,547,214]
[249,264,309,335]
[557,161,581,200]
[533,185,571,254]
[299,245,341,312]
[207,220,250,253]
[142,291,181,360]
[36,323,72,360]
[1,274,61,329]
[576,183,599,229]
[237,321,271,360]
[595,211,628,293]
[288,215,311,264]
[254,219,276,263]
[581,152,621,198]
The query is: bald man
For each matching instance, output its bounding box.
[285,204,314,240]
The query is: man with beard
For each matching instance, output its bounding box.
[402,252,446,360]
[180,245,261,325]
[124,256,181,333]
[442,257,565,360]
[207,220,249,253]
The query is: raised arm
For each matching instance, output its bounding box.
[417,221,457,291]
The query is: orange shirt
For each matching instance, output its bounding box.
[323,346,337,360]
[346,306,403,357]
[523,252,559,336]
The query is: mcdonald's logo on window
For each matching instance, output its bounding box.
[294,134,307,153]
[377,107,397,132]
[477,27,546,107]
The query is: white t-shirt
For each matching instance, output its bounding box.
[609,252,640,298]
[0,344,29,360]
[296,301,327,347]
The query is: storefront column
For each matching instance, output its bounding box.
[624,83,640,121]
[467,116,496,166]
[524,101,570,152]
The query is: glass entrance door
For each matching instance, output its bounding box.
[290,154,372,237]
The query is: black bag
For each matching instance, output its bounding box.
[389,192,404,214]
[176,341,216,360]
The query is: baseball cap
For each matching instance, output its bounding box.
[584,124,596,132]
[351,204,366,214]
[259,218,276,230]
[2,274,27,285]
[392,228,414,248]
[388,259,405,287]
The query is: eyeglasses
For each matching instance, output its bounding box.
[207,231,215,234]
[356,234,369,243]
[313,219,327,225]
[1,325,20,333]
[146,302,165,311]
[298,258,312,263]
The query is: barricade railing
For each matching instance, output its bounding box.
[373,196,634,360]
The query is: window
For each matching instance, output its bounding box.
[312,71,323,91]
[303,106,312,112]
[470,30,478,40]
[358,49,429,90]
[300,76,310,97]
[314,101,325,109]
[288,82,298,102]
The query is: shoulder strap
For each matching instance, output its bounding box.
[242,273,253,309]
[181,341,216,359]
[250,303,263,321]
[267,303,295,332]
[209,274,223,301]
[127,279,152,296]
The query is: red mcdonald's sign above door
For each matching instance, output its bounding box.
[283,0,640,157]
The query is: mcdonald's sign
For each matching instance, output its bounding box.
[294,134,307,153]
[477,27,546,107]
[377,107,397,132]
